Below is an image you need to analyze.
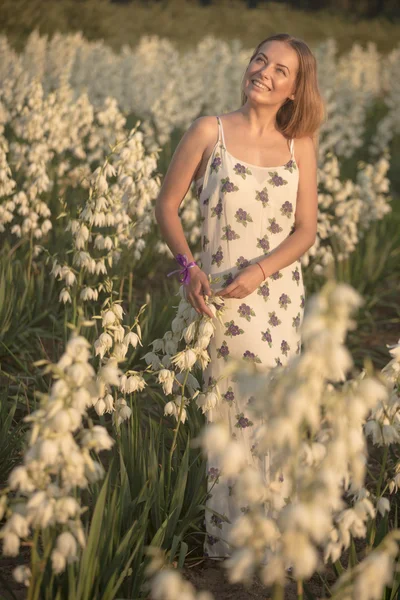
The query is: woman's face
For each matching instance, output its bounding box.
[243,40,299,108]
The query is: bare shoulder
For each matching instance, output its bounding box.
[293,136,317,168]
[189,115,219,145]
[188,116,220,181]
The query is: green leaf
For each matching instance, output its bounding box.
[76,464,112,600]
[165,436,190,543]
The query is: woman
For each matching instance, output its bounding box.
[155,33,325,560]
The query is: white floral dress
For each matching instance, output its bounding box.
[195,115,305,559]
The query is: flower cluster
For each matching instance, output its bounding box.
[0,332,119,579]
[51,124,160,305]
[93,297,146,426]
[141,284,227,423]
[195,280,393,587]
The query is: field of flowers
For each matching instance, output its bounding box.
[0,29,400,600]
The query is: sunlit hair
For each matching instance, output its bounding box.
[241,33,327,157]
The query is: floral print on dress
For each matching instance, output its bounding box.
[200,115,304,560]
[238,303,256,322]
[221,177,239,194]
[211,198,223,219]
[268,311,282,327]
[243,350,262,364]
[292,312,301,330]
[233,163,252,179]
[236,256,250,270]
[284,158,297,173]
[257,282,270,302]
[235,208,253,227]
[279,293,292,310]
[256,234,270,254]
[208,467,220,481]
[261,327,273,347]
[222,272,235,287]
[216,340,230,361]
[221,224,240,241]
[211,245,224,267]
[268,217,283,234]
[268,171,288,187]
[210,514,224,529]
[280,201,293,218]
[271,270,283,281]
[255,187,269,207]
[224,320,245,337]
[223,386,235,406]
[292,266,300,286]
[210,153,222,174]
[235,412,254,428]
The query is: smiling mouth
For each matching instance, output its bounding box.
[251,79,271,91]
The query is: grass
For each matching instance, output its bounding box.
[2,0,399,55]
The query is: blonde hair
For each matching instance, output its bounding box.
[240,33,327,158]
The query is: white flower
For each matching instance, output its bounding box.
[164,401,177,418]
[12,565,31,587]
[112,303,124,320]
[98,358,121,386]
[38,439,59,464]
[81,425,115,451]
[8,466,35,492]
[196,390,219,414]
[4,513,30,538]
[112,342,128,361]
[376,497,390,517]
[151,570,181,600]
[51,549,66,574]
[59,288,72,304]
[56,531,78,558]
[94,397,106,416]
[124,331,140,348]
[157,369,175,395]
[2,532,20,556]
[170,348,197,371]
[115,398,132,425]
[104,393,114,412]
[54,497,80,523]
[119,373,144,393]
[102,310,117,326]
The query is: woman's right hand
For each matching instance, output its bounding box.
[185,266,214,319]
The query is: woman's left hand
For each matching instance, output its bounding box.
[216,263,266,299]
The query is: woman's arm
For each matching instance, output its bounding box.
[256,135,318,277]
[217,136,318,300]
[155,116,217,317]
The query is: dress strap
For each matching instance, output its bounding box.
[289,138,294,159]
[216,115,227,148]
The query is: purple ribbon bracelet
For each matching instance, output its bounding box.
[167,253,198,285]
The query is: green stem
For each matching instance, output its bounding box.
[368,445,389,548]
[297,578,303,600]
[165,367,190,508]
[272,582,284,600]
[27,230,34,287]
[376,446,389,498]
[27,528,40,600]
[165,317,202,508]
